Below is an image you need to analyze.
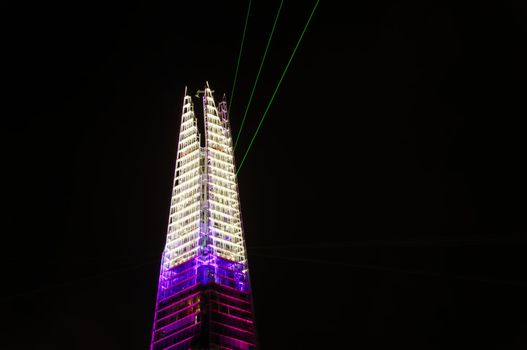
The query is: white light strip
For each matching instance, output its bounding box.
[203,87,248,264]
[161,94,202,270]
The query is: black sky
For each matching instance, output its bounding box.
[2,1,527,349]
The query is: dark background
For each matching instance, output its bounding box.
[2,1,527,349]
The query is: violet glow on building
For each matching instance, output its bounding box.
[150,83,257,350]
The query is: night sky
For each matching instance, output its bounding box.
[2,1,527,349]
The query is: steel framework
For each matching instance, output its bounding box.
[150,83,257,350]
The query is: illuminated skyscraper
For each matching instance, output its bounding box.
[150,83,257,350]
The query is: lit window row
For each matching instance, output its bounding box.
[167,223,199,241]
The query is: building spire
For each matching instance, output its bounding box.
[149,82,257,350]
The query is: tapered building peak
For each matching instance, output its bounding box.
[150,83,257,350]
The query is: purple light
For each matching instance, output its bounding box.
[150,84,257,350]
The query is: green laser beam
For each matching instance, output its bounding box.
[233,0,284,151]
[229,0,252,110]
[236,0,320,175]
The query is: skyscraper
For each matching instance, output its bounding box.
[150,83,257,350]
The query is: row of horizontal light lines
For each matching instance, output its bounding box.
[160,86,248,285]
[158,0,321,291]
[163,95,202,271]
[204,87,247,267]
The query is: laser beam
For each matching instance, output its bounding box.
[236,0,320,175]
[229,0,252,110]
[233,0,284,151]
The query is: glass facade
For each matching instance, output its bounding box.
[150,83,257,350]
